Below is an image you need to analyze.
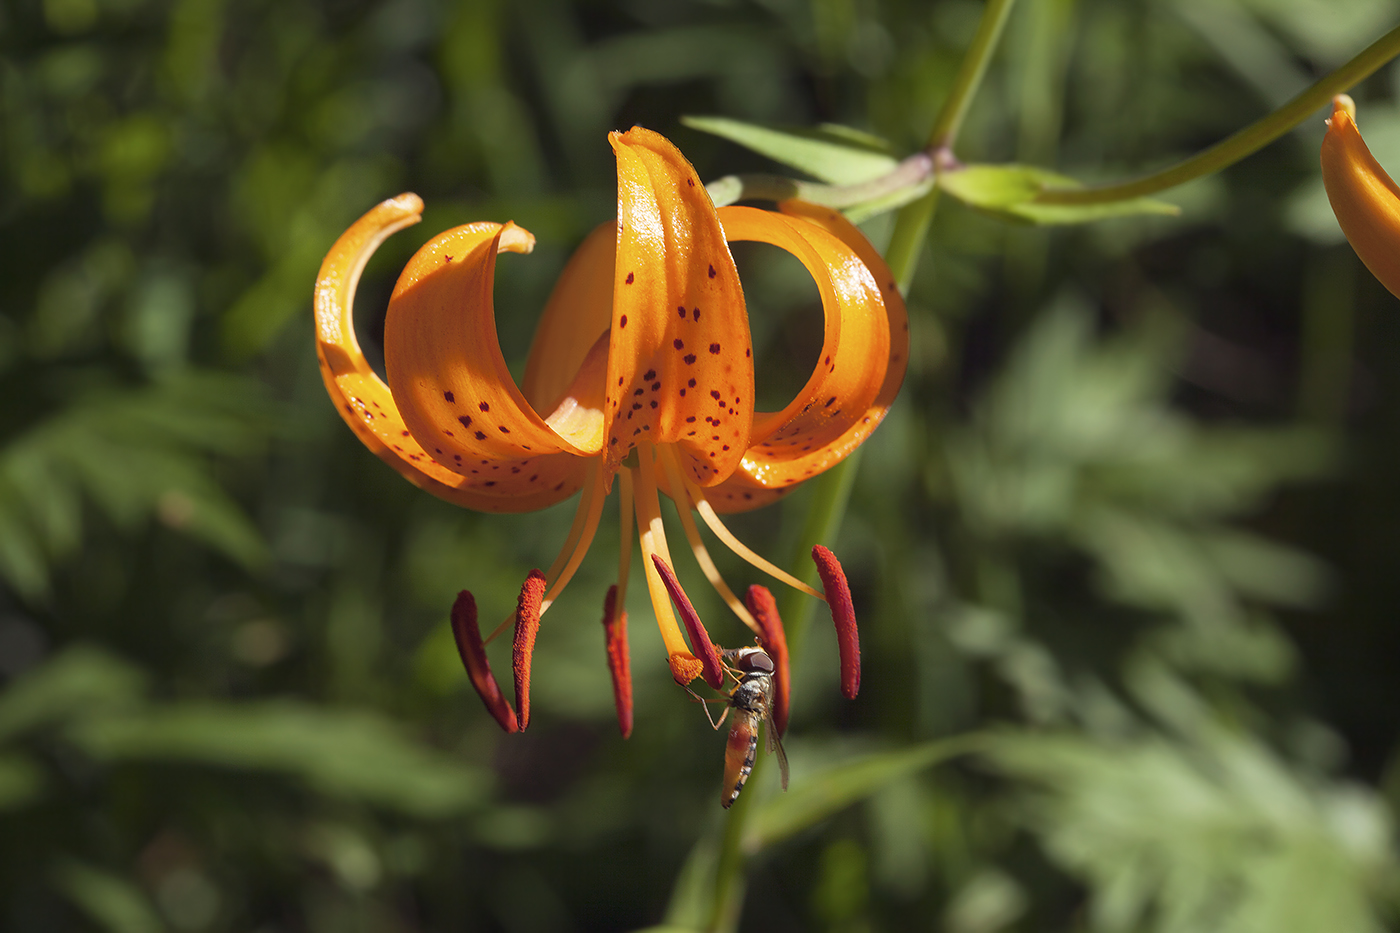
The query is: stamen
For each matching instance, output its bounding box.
[631,442,691,664]
[684,477,824,600]
[812,545,860,698]
[539,461,608,615]
[485,460,606,643]
[450,590,519,733]
[616,469,634,609]
[652,553,724,689]
[600,585,633,738]
[745,584,790,735]
[512,570,547,731]
[656,445,759,634]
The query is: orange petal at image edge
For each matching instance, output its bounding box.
[1322,94,1400,300]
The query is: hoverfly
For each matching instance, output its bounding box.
[695,645,790,808]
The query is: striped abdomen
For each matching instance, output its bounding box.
[722,713,759,809]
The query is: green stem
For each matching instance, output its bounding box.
[1035,20,1400,205]
[927,0,1020,150]
[702,4,1020,930]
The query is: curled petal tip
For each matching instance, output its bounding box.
[811,546,860,699]
[1332,93,1357,124]
[601,585,634,739]
[1321,93,1400,300]
[450,590,519,733]
[745,584,790,735]
[512,570,547,732]
[651,554,724,689]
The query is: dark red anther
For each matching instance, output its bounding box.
[512,569,547,731]
[601,585,633,738]
[812,545,860,699]
[651,553,724,689]
[450,590,519,733]
[745,584,790,735]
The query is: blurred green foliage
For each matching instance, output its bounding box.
[3,0,1400,930]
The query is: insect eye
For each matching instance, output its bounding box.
[745,653,774,674]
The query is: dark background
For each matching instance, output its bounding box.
[2,0,1400,930]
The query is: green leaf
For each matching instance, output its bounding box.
[746,737,983,850]
[986,728,1395,933]
[938,164,1179,224]
[0,645,146,742]
[682,116,898,184]
[0,753,45,811]
[67,701,491,817]
[52,860,164,933]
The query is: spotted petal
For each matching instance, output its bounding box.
[704,201,908,512]
[314,195,583,512]
[603,127,755,488]
[382,222,604,511]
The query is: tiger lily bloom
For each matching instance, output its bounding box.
[313,127,906,737]
[1322,94,1400,299]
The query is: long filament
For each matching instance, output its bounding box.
[657,445,760,635]
[616,469,634,609]
[684,477,825,601]
[485,459,607,643]
[631,442,689,657]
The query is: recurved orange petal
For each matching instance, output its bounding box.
[383,222,597,510]
[708,201,909,512]
[604,127,755,487]
[315,195,583,513]
[1322,95,1400,300]
[523,221,618,414]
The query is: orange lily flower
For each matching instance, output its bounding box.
[313,127,906,736]
[1322,94,1400,299]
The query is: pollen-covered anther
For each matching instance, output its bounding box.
[745,584,790,735]
[668,652,704,684]
[651,554,724,689]
[601,584,633,738]
[450,590,519,733]
[812,545,860,699]
[512,569,547,731]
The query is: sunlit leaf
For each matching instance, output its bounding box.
[682,116,898,184]
[986,728,1394,933]
[746,738,981,850]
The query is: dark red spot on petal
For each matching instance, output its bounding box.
[625,272,634,284]
[709,343,720,354]
[444,391,455,403]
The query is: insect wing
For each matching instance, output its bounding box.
[722,711,760,809]
[765,709,790,791]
